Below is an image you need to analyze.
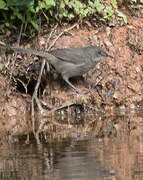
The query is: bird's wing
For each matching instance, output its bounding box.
[49,47,89,65]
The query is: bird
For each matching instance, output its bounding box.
[11,45,113,93]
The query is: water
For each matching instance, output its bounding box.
[0,111,143,180]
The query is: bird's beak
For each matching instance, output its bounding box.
[108,54,113,58]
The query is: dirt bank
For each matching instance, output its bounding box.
[0,15,143,139]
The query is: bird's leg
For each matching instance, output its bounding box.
[63,77,88,94]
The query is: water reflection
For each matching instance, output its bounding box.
[0,111,143,179]
[0,139,114,180]
[53,139,114,180]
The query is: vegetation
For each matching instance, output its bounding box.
[0,0,142,34]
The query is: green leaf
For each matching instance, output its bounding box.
[0,41,6,46]
[111,0,117,8]
[130,0,137,3]
[38,1,45,9]
[116,10,127,24]
[5,22,10,27]
[0,0,6,9]
[104,6,114,20]
[7,0,34,8]
[30,20,39,30]
[94,0,104,14]
[29,6,36,13]
[10,7,23,20]
[64,0,69,4]
[62,9,68,17]
[68,13,74,19]
[88,0,94,6]
[131,4,143,9]
[0,24,4,30]
[45,0,55,9]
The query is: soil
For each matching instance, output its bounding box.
[0,10,143,140]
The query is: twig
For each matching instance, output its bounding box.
[17,78,28,94]
[8,14,25,94]
[33,24,78,142]
[31,96,35,135]
[45,24,58,94]
[33,24,58,103]
[33,23,78,111]
[49,24,77,50]
[32,24,58,140]
[45,24,58,49]
[93,73,111,103]
[94,76,105,87]
[51,101,75,112]
[31,58,46,138]
[41,9,49,26]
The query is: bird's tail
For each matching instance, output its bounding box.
[11,46,51,59]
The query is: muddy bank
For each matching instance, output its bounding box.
[0,16,143,138]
